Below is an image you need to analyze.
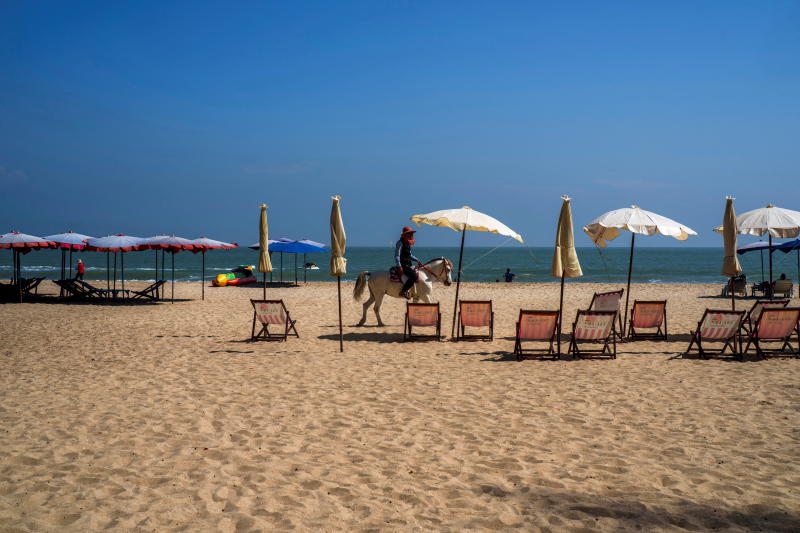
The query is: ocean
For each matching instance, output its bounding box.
[4,246,798,285]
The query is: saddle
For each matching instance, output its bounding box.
[390,266,418,284]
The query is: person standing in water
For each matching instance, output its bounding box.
[503,268,515,282]
[395,226,421,299]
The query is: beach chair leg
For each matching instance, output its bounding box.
[403,314,409,342]
[251,313,257,340]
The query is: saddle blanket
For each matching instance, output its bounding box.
[389,266,413,284]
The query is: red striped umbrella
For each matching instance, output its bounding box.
[140,235,201,303]
[44,231,94,280]
[84,234,146,293]
[0,232,56,301]
[189,237,239,300]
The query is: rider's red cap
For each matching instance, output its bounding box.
[401,226,416,235]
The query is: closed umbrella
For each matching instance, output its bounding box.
[0,232,56,302]
[84,234,146,294]
[410,206,523,338]
[330,195,347,352]
[584,206,697,336]
[551,196,583,354]
[258,205,272,299]
[44,231,93,281]
[721,197,742,309]
[715,204,800,298]
[141,235,200,303]
[189,237,238,300]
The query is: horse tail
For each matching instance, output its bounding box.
[353,271,370,301]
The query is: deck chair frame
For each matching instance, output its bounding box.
[568,310,617,359]
[739,299,789,338]
[456,300,494,341]
[250,299,299,342]
[514,310,559,360]
[685,309,745,359]
[54,279,99,300]
[19,277,45,296]
[403,302,442,342]
[741,307,800,359]
[628,300,668,341]
[589,289,625,339]
[131,280,167,300]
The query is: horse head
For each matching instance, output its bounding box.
[424,257,453,286]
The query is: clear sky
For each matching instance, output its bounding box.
[1,1,798,248]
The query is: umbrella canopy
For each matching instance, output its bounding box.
[410,206,524,243]
[584,205,697,247]
[721,198,742,278]
[84,234,145,252]
[715,204,800,238]
[329,196,347,277]
[775,239,800,253]
[737,240,772,254]
[190,237,238,249]
[249,238,327,253]
[0,232,56,250]
[44,231,93,249]
[141,235,201,252]
[552,196,582,355]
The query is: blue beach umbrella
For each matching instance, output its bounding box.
[249,238,327,284]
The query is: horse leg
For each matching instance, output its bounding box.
[373,292,386,327]
[358,288,375,326]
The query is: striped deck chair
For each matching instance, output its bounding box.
[456,300,494,341]
[741,307,800,359]
[589,289,624,338]
[740,299,789,338]
[514,310,559,360]
[404,302,441,341]
[568,310,617,359]
[628,300,667,341]
[685,309,745,359]
[250,299,298,341]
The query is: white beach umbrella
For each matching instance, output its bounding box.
[410,206,523,338]
[715,204,800,294]
[583,206,698,335]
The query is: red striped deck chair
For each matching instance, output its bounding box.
[568,310,617,359]
[628,300,667,341]
[741,307,800,359]
[589,289,624,338]
[250,299,298,341]
[403,302,442,341]
[740,299,789,337]
[514,310,559,360]
[456,300,494,341]
[685,309,745,359]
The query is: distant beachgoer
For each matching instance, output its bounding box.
[780,273,787,280]
[503,268,515,283]
[75,259,85,280]
[395,226,420,299]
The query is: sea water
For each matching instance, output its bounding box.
[4,246,797,284]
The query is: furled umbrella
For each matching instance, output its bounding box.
[0,232,57,301]
[44,231,93,283]
[551,196,583,354]
[720,197,742,310]
[141,235,201,303]
[189,237,238,300]
[584,206,697,336]
[715,204,800,298]
[330,195,347,352]
[410,206,523,338]
[84,234,146,295]
[258,205,273,299]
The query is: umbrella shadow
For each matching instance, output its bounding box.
[317,332,405,343]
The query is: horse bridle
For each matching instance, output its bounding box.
[418,257,451,283]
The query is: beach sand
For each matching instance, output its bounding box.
[1,280,798,532]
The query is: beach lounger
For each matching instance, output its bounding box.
[54,279,99,300]
[739,299,790,338]
[685,309,745,358]
[721,276,747,298]
[19,277,45,296]
[772,279,793,298]
[455,300,493,341]
[568,310,617,359]
[130,280,166,301]
[403,302,441,341]
[513,310,559,360]
[741,307,800,359]
[589,289,624,337]
[250,299,298,341]
[628,300,667,341]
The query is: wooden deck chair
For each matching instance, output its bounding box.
[19,277,45,296]
[771,279,793,298]
[568,310,617,359]
[456,300,493,341]
[685,309,745,359]
[131,280,167,301]
[739,299,789,337]
[628,300,667,340]
[741,307,800,359]
[514,310,559,360]
[589,289,624,338]
[54,279,99,300]
[403,302,441,341]
[250,299,298,341]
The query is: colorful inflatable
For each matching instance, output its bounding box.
[213,265,257,287]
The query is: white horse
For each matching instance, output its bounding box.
[353,257,453,327]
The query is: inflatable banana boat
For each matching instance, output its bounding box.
[213,265,257,287]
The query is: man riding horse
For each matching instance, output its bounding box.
[395,226,420,299]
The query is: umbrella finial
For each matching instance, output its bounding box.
[260,204,268,208]
[726,196,735,200]
[630,205,639,209]
[561,195,572,202]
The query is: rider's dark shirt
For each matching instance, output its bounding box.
[395,240,419,267]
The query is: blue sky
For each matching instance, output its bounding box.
[1,1,798,247]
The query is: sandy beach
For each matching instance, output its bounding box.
[1,280,798,532]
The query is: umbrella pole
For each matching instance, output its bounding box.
[202,251,205,301]
[121,252,125,294]
[337,275,343,352]
[450,230,466,339]
[262,272,266,299]
[768,234,773,299]
[113,253,117,291]
[171,252,175,304]
[16,251,22,303]
[623,233,635,337]
[304,253,307,283]
[294,254,298,286]
[161,250,165,299]
[280,252,283,283]
[69,248,73,278]
[760,250,764,283]
[106,252,110,290]
[796,249,799,298]
[558,273,565,356]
